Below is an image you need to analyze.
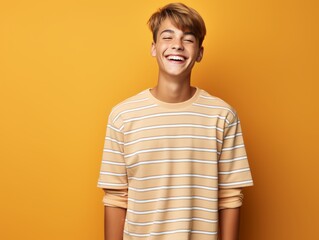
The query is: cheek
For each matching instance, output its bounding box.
[158,46,169,55]
[192,48,201,58]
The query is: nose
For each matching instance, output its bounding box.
[171,38,184,51]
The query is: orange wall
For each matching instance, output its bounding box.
[1,0,318,239]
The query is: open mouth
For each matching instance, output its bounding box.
[166,55,187,62]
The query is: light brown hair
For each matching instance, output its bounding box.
[147,2,206,47]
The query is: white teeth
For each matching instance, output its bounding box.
[167,55,185,61]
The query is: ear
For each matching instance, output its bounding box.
[151,42,157,57]
[196,46,204,62]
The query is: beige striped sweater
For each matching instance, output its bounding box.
[97,86,253,240]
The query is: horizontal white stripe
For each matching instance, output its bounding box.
[125,147,217,158]
[97,182,127,186]
[126,97,149,103]
[103,149,123,155]
[221,144,245,152]
[101,160,125,166]
[192,103,236,116]
[138,90,147,95]
[128,174,217,181]
[113,104,158,123]
[192,230,218,235]
[199,94,218,100]
[127,206,218,215]
[219,179,253,187]
[99,171,126,176]
[110,97,149,114]
[125,217,217,226]
[187,217,218,223]
[124,123,224,135]
[105,136,124,145]
[125,134,221,146]
[107,124,121,133]
[129,185,218,192]
[219,168,251,175]
[127,159,217,169]
[227,120,240,127]
[219,156,247,163]
[128,196,218,203]
[124,229,217,237]
[123,111,226,123]
[224,133,242,139]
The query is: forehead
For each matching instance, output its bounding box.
[157,18,192,35]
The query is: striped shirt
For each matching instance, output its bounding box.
[97,86,253,240]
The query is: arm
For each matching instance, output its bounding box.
[218,188,243,240]
[98,112,128,239]
[218,207,240,240]
[104,206,127,240]
[217,110,254,239]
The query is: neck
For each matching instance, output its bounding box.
[150,73,195,103]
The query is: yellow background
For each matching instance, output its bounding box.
[1,0,318,239]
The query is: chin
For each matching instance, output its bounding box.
[165,72,189,78]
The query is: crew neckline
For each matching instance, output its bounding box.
[146,86,201,109]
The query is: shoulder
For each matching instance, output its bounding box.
[107,88,150,126]
[198,88,239,124]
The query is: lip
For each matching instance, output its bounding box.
[165,54,188,59]
[165,54,188,63]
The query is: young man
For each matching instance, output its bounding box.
[97,3,253,240]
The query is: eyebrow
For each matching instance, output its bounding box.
[159,29,196,37]
[159,29,174,35]
[184,31,195,36]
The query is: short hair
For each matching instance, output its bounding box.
[147,3,206,47]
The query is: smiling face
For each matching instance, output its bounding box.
[151,18,204,80]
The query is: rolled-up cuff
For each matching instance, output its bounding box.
[102,189,128,209]
[218,188,243,210]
